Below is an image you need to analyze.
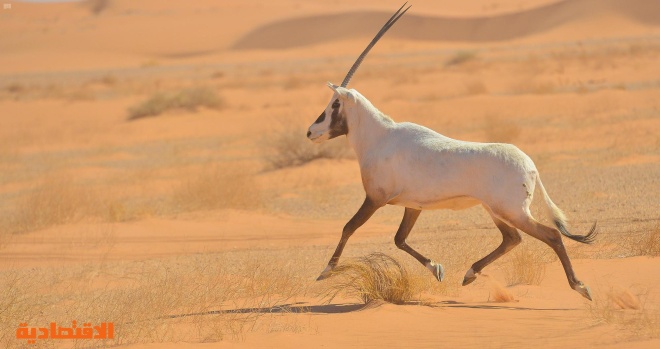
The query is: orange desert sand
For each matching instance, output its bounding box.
[1,0,659,348]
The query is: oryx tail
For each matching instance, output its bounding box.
[536,173,598,244]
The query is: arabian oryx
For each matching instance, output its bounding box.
[306,3,598,300]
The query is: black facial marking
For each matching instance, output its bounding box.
[314,111,325,124]
[328,99,348,139]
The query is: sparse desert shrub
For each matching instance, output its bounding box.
[635,227,660,256]
[0,253,309,348]
[587,286,659,339]
[445,50,478,67]
[262,123,353,169]
[210,71,225,79]
[88,73,118,86]
[104,200,131,222]
[319,253,422,305]
[6,82,25,94]
[503,246,546,286]
[100,198,157,223]
[8,176,89,234]
[617,226,660,257]
[0,270,44,348]
[172,164,261,212]
[83,0,112,15]
[127,86,225,120]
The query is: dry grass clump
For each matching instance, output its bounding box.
[5,82,25,94]
[3,163,264,234]
[83,0,112,15]
[319,253,423,305]
[7,176,90,234]
[127,86,225,120]
[445,50,478,67]
[100,199,147,223]
[262,123,353,169]
[611,226,660,257]
[0,270,45,347]
[91,193,168,223]
[631,227,660,256]
[1,254,309,348]
[172,164,261,212]
[503,245,547,286]
[587,286,659,339]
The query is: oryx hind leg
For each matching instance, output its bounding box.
[394,208,444,282]
[507,212,592,301]
[462,211,521,286]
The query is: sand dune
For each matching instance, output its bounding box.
[233,0,660,49]
[1,0,660,348]
[2,0,658,74]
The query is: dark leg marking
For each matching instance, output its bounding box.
[317,197,381,280]
[394,208,429,265]
[463,217,521,286]
[510,215,592,300]
[395,208,444,281]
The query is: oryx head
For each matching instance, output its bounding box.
[307,3,410,143]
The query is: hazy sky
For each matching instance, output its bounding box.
[17,0,83,3]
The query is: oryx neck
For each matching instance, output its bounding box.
[345,95,394,159]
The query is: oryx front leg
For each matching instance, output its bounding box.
[395,208,444,282]
[316,197,381,281]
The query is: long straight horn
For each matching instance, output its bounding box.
[340,2,411,88]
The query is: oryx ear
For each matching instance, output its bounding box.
[326,82,356,103]
[327,82,339,92]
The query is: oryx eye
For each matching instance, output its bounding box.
[332,101,340,109]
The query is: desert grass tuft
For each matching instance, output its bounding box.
[0,270,45,348]
[612,225,660,257]
[83,0,112,15]
[319,253,423,305]
[445,50,478,67]
[587,285,659,339]
[262,123,353,169]
[8,176,90,234]
[5,82,25,94]
[172,164,261,212]
[127,86,225,120]
[0,253,310,348]
[503,245,547,286]
[634,226,660,256]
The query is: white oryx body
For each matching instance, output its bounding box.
[311,87,540,217]
[306,3,597,301]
